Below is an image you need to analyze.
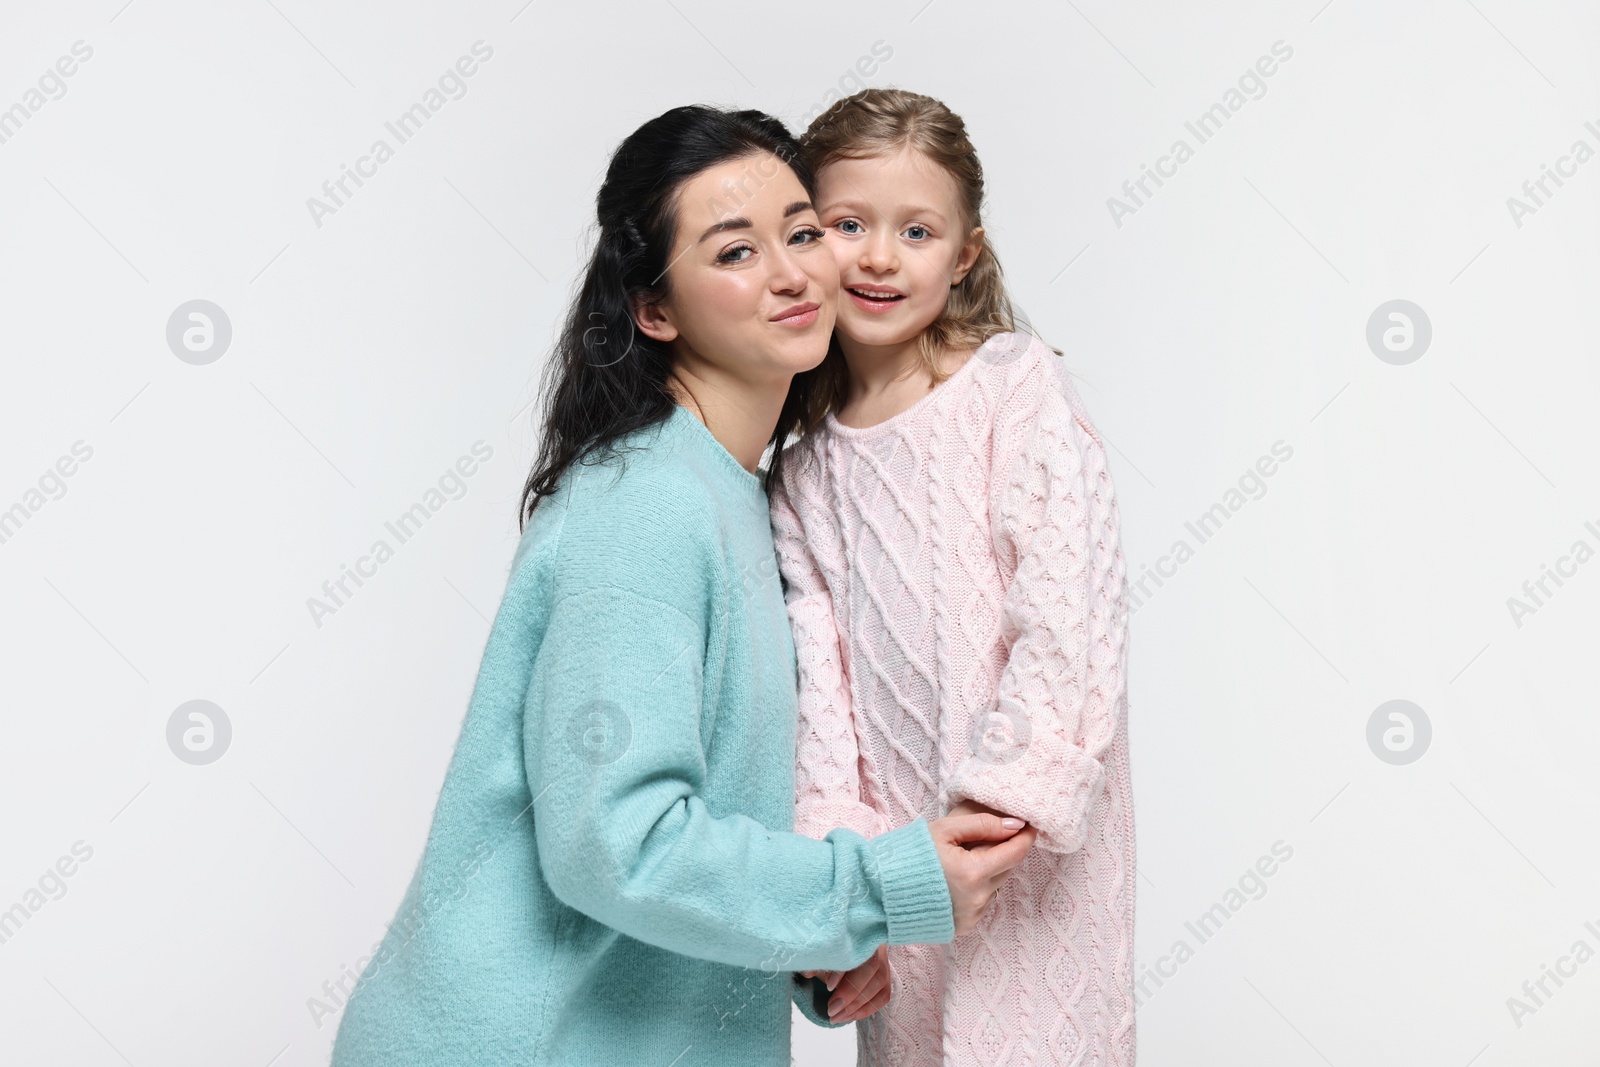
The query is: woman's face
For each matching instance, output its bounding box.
[636,152,838,383]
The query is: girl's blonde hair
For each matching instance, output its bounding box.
[797,88,1015,420]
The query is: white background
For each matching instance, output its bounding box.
[1,1,1596,1064]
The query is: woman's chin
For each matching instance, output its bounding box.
[766,335,834,375]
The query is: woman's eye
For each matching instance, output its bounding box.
[716,244,754,264]
[790,226,825,246]
[904,225,930,241]
[836,219,863,235]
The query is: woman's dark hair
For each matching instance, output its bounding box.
[519,105,820,528]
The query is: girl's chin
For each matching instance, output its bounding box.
[834,317,924,349]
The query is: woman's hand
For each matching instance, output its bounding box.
[800,943,892,1024]
[945,797,1017,848]
[798,811,1032,1003]
[927,812,1036,936]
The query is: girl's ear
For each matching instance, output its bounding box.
[631,291,678,343]
[950,226,985,287]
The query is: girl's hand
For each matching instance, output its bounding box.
[821,943,892,1023]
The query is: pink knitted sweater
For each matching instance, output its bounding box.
[770,331,1136,1066]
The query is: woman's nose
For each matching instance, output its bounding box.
[769,246,810,293]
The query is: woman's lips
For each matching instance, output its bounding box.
[846,286,906,314]
[771,301,820,327]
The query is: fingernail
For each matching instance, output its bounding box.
[1001,818,1024,829]
[826,974,839,991]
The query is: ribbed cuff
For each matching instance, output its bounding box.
[866,818,953,946]
[791,973,848,1029]
[943,729,1106,856]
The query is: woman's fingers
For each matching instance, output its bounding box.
[828,945,889,1022]
[826,950,871,1016]
[933,812,1026,848]
[839,981,892,1023]
[831,964,891,1022]
[946,797,1013,824]
[827,968,869,1017]
[974,823,1037,892]
[828,966,877,1018]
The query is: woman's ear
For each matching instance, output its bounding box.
[950,226,985,286]
[631,292,678,344]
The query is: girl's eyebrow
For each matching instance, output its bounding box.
[818,198,867,215]
[900,206,948,225]
[819,199,949,225]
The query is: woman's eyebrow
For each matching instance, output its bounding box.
[698,217,751,242]
[697,201,815,243]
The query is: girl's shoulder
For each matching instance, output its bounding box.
[971,331,1103,449]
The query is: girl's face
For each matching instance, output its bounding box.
[814,146,983,351]
[635,152,838,383]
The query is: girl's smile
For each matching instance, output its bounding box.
[844,284,907,313]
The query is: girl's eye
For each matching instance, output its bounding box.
[790,226,825,246]
[904,225,930,241]
[836,219,863,235]
[716,243,754,264]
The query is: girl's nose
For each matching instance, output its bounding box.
[861,234,897,273]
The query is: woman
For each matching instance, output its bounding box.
[328,106,1036,1067]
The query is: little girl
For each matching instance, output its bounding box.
[771,89,1136,1065]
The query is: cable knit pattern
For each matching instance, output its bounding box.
[771,332,1136,1067]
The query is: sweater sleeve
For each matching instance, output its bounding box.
[791,972,849,1029]
[770,472,893,843]
[941,357,1130,855]
[527,580,952,973]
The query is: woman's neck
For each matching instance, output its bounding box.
[665,364,786,475]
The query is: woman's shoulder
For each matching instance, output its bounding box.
[511,423,729,601]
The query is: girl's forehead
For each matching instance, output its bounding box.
[816,149,962,214]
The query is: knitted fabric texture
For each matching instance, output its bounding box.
[771,331,1137,1066]
[329,404,956,1067]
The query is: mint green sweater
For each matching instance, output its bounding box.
[329,404,955,1066]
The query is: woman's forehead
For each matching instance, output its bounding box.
[672,154,812,234]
